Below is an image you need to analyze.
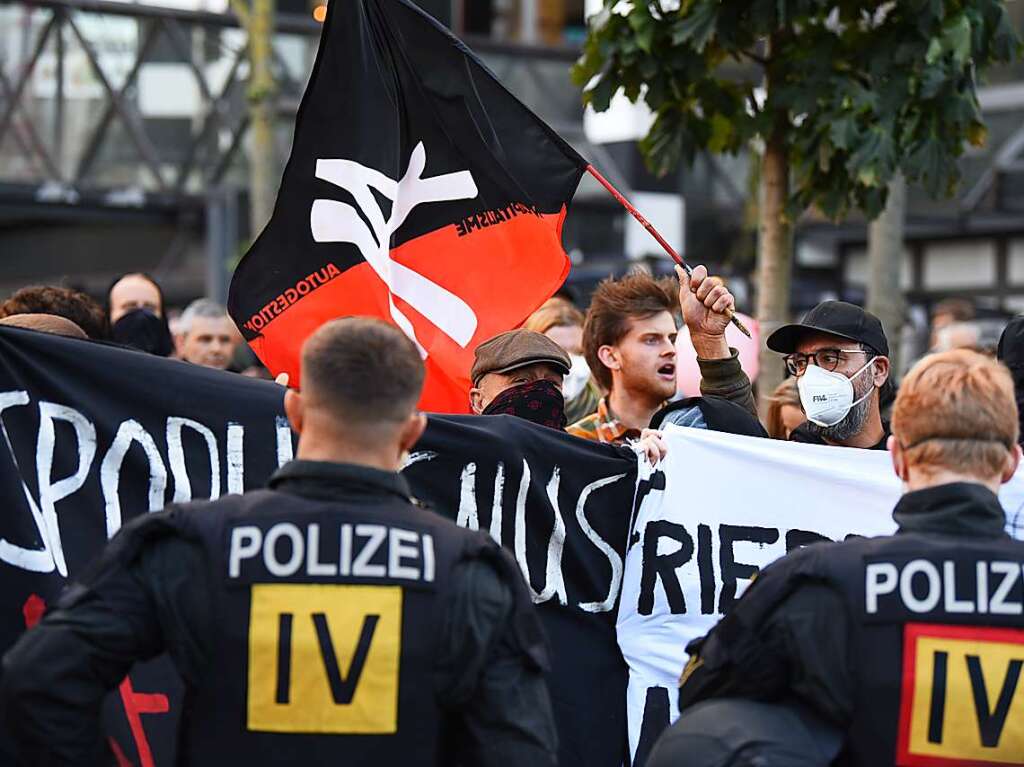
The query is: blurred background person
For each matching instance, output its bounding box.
[0,286,106,340]
[106,273,173,357]
[929,297,975,350]
[765,378,803,440]
[674,266,757,417]
[524,298,601,423]
[674,310,759,401]
[931,321,983,353]
[175,298,237,370]
[106,272,164,324]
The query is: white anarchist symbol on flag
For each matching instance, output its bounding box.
[310,141,479,356]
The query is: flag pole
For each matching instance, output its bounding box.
[586,164,752,339]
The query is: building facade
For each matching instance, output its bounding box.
[0,0,1021,320]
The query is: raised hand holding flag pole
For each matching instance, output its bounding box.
[585,164,751,338]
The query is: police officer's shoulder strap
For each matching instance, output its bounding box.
[92,493,253,573]
[161,492,272,547]
[462,532,550,673]
[728,542,840,626]
[685,543,839,683]
[110,507,182,561]
[54,505,195,610]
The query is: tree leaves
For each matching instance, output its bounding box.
[829,116,858,151]
[987,2,1022,60]
[628,7,657,53]
[906,139,949,197]
[576,0,1021,221]
[945,13,973,65]
[671,2,718,52]
[588,71,617,112]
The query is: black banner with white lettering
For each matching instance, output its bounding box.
[0,327,635,767]
[0,326,291,766]
[403,415,636,767]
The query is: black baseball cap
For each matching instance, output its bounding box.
[997,316,1024,369]
[766,301,889,357]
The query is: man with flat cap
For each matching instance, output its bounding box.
[767,300,892,449]
[469,329,572,429]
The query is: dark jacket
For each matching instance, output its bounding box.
[0,460,557,766]
[652,396,768,438]
[677,482,1023,766]
[697,349,758,419]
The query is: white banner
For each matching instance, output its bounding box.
[617,426,1024,763]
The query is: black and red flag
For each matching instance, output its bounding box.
[227,0,587,412]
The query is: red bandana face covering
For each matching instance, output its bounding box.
[482,379,567,430]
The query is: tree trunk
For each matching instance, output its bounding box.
[866,174,906,375]
[247,0,276,239]
[754,126,792,415]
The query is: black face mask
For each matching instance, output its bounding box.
[482,379,567,430]
[111,308,174,357]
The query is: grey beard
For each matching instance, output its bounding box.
[804,392,872,442]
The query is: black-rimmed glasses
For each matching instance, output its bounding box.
[783,348,871,376]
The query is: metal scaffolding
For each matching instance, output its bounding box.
[0,0,590,299]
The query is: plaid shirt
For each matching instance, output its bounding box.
[566,397,641,445]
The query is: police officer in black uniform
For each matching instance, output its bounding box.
[0,317,557,766]
[653,348,1024,766]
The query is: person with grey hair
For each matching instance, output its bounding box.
[175,298,238,370]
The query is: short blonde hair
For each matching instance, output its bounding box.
[524,299,584,336]
[893,349,1018,476]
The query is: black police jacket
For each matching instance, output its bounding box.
[0,460,557,766]
[678,481,1024,766]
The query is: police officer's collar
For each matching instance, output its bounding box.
[893,481,1007,539]
[269,459,412,502]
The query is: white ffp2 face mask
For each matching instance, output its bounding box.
[797,359,875,427]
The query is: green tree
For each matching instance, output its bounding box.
[229,0,277,237]
[572,1,1020,405]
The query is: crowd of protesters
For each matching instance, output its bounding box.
[0,275,268,376]
[2,267,1024,766]
[467,266,1024,455]
[1,266,1021,448]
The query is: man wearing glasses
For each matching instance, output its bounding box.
[766,301,891,450]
